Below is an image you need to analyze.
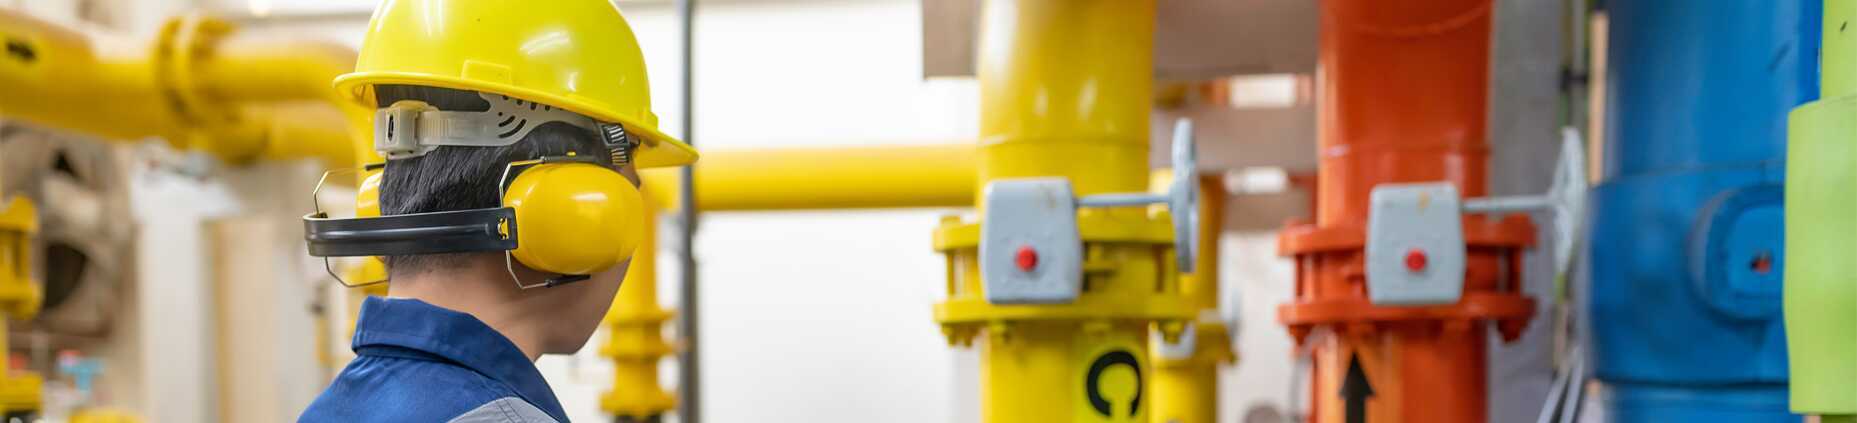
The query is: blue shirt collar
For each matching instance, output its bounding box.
[351,296,567,421]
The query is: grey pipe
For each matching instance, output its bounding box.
[673,0,700,421]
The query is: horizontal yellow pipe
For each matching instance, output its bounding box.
[0,10,182,140]
[641,144,977,211]
[198,36,358,105]
[236,103,369,168]
[0,11,361,168]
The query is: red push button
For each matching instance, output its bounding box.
[1405,248,1428,272]
[1015,245,1039,271]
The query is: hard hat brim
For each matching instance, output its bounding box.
[334,71,697,168]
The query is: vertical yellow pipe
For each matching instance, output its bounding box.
[601,201,675,420]
[1151,175,1234,423]
[0,196,42,417]
[975,0,1153,207]
[967,1,1159,422]
[1177,174,1224,312]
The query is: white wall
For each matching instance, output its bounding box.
[1221,233,1299,423]
[542,1,980,422]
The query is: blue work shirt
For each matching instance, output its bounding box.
[299,297,569,422]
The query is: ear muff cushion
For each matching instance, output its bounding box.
[502,162,644,275]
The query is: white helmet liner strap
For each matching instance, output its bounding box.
[375,92,627,161]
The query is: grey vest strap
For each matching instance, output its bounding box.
[447,397,561,423]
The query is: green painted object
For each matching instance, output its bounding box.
[1786,0,1857,415]
[1826,0,1857,98]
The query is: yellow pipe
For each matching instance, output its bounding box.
[241,103,369,167]
[195,36,358,105]
[1187,175,1223,311]
[0,10,361,168]
[935,1,1178,422]
[1151,174,1235,423]
[974,0,1152,209]
[0,11,186,139]
[601,200,675,419]
[68,409,143,423]
[640,144,977,211]
[0,195,42,416]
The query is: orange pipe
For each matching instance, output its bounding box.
[1314,0,1493,223]
[1277,1,1534,422]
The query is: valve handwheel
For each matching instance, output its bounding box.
[1169,118,1200,274]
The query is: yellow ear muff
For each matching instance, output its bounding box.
[355,170,384,218]
[502,162,644,276]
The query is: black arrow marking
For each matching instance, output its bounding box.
[1340,352,1375,423]
[1085,349,1142,418]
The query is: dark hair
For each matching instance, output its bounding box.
[374,85,609,278]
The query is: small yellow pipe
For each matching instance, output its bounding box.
[640,144,977,211]
[1150,174,1235,423]
[601,200,676,419]
[0,196,39,320]
[0,196,42,416]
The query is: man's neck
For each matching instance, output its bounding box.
[386,259,552,361]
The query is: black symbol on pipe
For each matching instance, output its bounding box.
[1085,349,1142,418]
[4,38,36,63]
[1341,352,1375,423]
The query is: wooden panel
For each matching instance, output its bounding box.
[921,0,980,77]
[212,218,283,423]
[1221,190,1310,233]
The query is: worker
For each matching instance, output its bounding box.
[295,1,696,422]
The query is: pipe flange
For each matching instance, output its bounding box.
[154,14,239,129]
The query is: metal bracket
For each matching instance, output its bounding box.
[1365,126,1589,306]
[1152,321,1198,360]
[1366,182,1468,306]
[980,178,1084,304]
[977,119,1203,304]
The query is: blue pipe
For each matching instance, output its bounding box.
[1584,1,1819,421]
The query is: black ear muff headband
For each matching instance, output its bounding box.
[304,207,516,257]
[304,155,609,289]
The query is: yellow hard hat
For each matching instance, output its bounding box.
[334,0,695,168]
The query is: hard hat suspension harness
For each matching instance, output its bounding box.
[375,93,637,164]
